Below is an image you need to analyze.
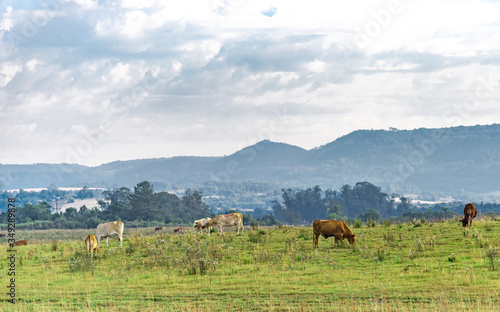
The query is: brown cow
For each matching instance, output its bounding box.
[460,202,478,227]
[313,220,356,249]
[13,239,28,247]
[85,235,98,258]
[154,227,163,231]
[173,227,183,233]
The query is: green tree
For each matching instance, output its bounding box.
[180,189,210,223]
[336,182,395,218]
[357,208,381,222]
[156,191,181,224]
[129,181,161,221]
[99,187,132,220]
[279,186,328,223]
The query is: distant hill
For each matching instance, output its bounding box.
[2,124,500,200]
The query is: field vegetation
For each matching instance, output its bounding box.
[2,217,500,311]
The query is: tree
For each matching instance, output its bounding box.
[336,182,394,218]
[129,181,161,221]
[99,187,132,220]
[180,189,209,223]
[17,202,52,222]
[259,214,279,226]
[357,208,381,222]
[76,186,94,200]
[396,196,412,216]
[278,186,328,223]
[156,191,181,224]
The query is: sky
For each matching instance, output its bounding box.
[1,0,500,166]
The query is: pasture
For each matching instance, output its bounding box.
[1,219,500,311]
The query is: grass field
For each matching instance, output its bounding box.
[1,218,500,311]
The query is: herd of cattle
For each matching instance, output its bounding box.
[6,203,479,254]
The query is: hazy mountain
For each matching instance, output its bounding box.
[2,124,500,200]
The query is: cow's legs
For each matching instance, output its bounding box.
[119,235,122,246]
[106,237,109,247]
[313,234,319,248]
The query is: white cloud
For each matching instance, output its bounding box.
[0,62,22,87]
[2,0,500,165]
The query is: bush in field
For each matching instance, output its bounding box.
[486,246,499,271]
[248,230,266,243]
[297,228,311,240]
[179,245,219,275]
[367,219,377,228]
[383,232,395,246]
[68,253,95,272]
[354,219,362,228]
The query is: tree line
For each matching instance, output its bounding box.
[0,181,280,230]
[0,181,211,230]
[270,181,490,225]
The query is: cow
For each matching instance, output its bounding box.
[173,227,183,233]
[313,220,356,249]
[0,233,5,237]
[460,202,478,227]
[193,217,212,234]
[209,213,244,236]
[13,239,28,247]
[154,227,163,231]
[85,234,98,258]
[96,221,124,247]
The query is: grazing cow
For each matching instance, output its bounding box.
[193,217,212,234]
[209,213,244,236]
[13,239,28,247]
[313,220,356,249]
[85,235,98,258]
[173,227,183,233]
[96,221,124,247]
[460,202,478,227]
[0,233,5,237]
[154,227,163,231]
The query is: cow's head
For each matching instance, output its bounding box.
[347,234,356,245]
[460,217,468,227]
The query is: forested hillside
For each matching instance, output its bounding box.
[2,124,500,201]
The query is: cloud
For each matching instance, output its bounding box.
[1,1,500,165]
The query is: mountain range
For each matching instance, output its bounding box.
[2,124,500,201]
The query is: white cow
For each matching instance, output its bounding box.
[209,213,244,236]
[193,217,211,234]
[96,221,124,247]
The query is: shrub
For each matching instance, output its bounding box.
[354,219,363,228]
[375,248,387,262]
[486,246,499,271]
[297,228,311,240]
[368,219,377,228]
[68,254,95,272]
[179,245,219,275]
[248,231,266,243]
[383,232,395,246]
[51,240,59,252]
[448,253,456,263]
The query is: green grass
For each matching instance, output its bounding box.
[1,220,500,311]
